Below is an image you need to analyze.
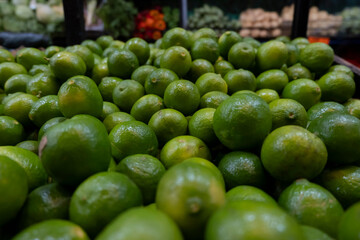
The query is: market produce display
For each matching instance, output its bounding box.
[339,6,360,36]
[0,28,360,240]
[0,0,64,34]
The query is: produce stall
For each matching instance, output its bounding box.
[1,0,360,239]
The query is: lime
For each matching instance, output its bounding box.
[124,37,150,65]
[344,98,360,119]
[0,62,27,88]
[218,31,242,59]
[205,201,304,240]
[228,42,255,69]
[269,98,308,130]
[213,93,271,150]
[3,93,38,127]
[160,135,211,168]
[148,109,188,146]
[299,42,334,73]
[256,40,288,72]
[224,69,256,94]
[307,101,347,122]
[188,108,217,145]
[109,121,158,162]
[278,179,343,238]
[160,46,192,77]
[327,64,354,79]
[28,64,52,76]
[0,156,28,226]
[301,225,333,240]
[100,101,120,121]
[4,74,31,94]
[131,65,156,86]
[116,154,166,205]
[144,68,179,97]
[13,219,89,240]
[49,51,86,82]
[69,172,142,237]
[81,39,103,56]
[282,78,321,110]
[186,59,215,82]
[37,117,66,141]
[317,72,355,103]
[130,94,164,123]
[102,112,135,133]
[156,160,225,239]
[0,48,15,63]
[108,49,139,79]
[256,89,280,103]
[15,140,38,154]
[190,28,218,43]
[91,61,109,85]
[28,95,62,128]
[200,91,230,109]
[162,27,191,49]
[214,60,234,78]
[98,76,122,102]
[66,45,95,72]
[96,207,183,240]
[243,37,261,48]
[307,112,360,165]
[218,151,266,189]
[338,202,360,240]
[26,72,59,98]
[39,115,111,186]
[0,116,24,146]
[226,185,277,206]
[112,80,144,112]
[16,48,48,71]
[96,35,114,50]
[286,63,313,81]
[195,73,227,96]
[261,126,327,182]
[256,69,289,93]
[44,46,64,58]
[286,43,300,66]
[275,36,291,43]
[191,38,220,64]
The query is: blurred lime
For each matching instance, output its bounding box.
[327,64,354,79]
[299,42,334,73]
[214,60,234,78]
[218,31,242,59]
[0,62,27,88]
[162,27,191,49]
[224,69,256,94]
[28,95,62,128]
[186,59,214,82]
[16,48,48,71]
[286,63,313,81]
[0,116,24,146]
[131,65,156,86]
[191,38,220,64]
[160,46,192,77]
[44,46,64,58]
[4,74,31,94]
[344,98,360,119]
[124,37,150,65]
[49,51,86,82]
[317,72,355,103]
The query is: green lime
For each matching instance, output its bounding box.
[282,78,321,110]
[226,185,277,206]
[164,80,200,116]
[69,172,142,237]
[16,48,48,71]
[307,101,347,122]
[130,94,164,123]
[191,38,220,64]
[317,72,355,103]
[228,42,255,69]
[286,63,313,81]
[96,35,114,50]
[213,93,271,150]
[327,64,354,79]
[37,117,66,141]
[108,49,139,79]
[218,151,266,189]
[214,60,234,78]
[4,74,31,94]
[96,207,183,240]
[39,115,111,186]
[49,51,86,82]
[26,72,59,98]
[28,95,62,128]
[144,68,179,97]
[278,179,344,238]
[131,65,156,86]
[13,219,89,240]
[148,109,188,146]
[116,154,166,205]
[15,140,38,154]
[218,31,242,59]
[3,93,38,126]
[256,40,288,72]
[261,126,327,182]
[28,64,52,76]
[188,108,217,145]
[338,202,360,240]
[112,80,144,113]
[124,37,150,65]
[186,59,215,82]
[195,73,227,96]
[291,37,310,46]
[0,156,28,226]
[0,62,27,88]
[190,28,218,43]
[162,27,191,49]
[109,40,125,49]
[243,37,261,48]
[286,43,300,66]
[200,91,230,109]
[66,45,95,73]
[0,48,15,63]
[109,120,158,162]
[0,146,47,190]
[224,69,256,94]
[205,201,304,240]
[269,98,308,130]
[16,183,71,230]
[102,112,135,133]
[307,112,360,165]
[256,89,280,103]
[275,36,291,43]
[91,61,109,85]
[301,225,333,240]
[98,76,122,102]
[81,39,103,56]
[299,42,334,73]
[156,160,225,239]
[100,101,120,121]
[44,46,64,58]
[256,69,289,93]
[160,46,192,77]
[344,98,360,119]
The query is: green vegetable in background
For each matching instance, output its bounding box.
[163,6,180,29]
[96,0,138,39]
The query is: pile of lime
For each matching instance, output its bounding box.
[0,28,360,240]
